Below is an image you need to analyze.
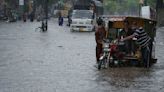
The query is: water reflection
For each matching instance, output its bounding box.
[95,68,156,91]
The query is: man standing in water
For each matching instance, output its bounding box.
[121,27,152,68]
[58,11,64,26]
[95,18,106,63]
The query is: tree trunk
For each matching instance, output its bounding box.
[156,0,163,9]
[144,0,147,6]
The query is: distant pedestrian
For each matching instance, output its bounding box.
[58,12,63,26]
[30,12,34,22]
[23,12,27,22]
[67,15,71,26]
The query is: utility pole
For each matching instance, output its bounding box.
[41,0,48,32]
[144,0,147,6]
[45,0,48,31]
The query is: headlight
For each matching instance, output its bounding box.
[86,21,91,24]
[72,21,77,24]
[79,22,84,24]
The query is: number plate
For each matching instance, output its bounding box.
[79,28,84,32]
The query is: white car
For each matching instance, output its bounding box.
[70,10,96,32]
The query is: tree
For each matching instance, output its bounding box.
[156,0,163,9]
[104,0,139,15]
[103,0,158,15]
[5,0,18,9]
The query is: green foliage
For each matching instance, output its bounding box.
[48,0,55,5]
[104,0,156,15]
[147,0,156,8]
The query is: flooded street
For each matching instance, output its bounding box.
[0,20,164,92]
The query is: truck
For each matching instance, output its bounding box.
[70,10,95,32]
[69,0,103,31]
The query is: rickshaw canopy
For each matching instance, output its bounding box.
[108,16,157,29]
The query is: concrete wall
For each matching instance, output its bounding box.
[157,8,164,26]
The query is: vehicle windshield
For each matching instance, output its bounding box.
[72,10,93,19]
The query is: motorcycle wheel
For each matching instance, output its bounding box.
[98,60,103,70]
[98,57,108,70]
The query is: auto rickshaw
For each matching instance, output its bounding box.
[98,16,157,69]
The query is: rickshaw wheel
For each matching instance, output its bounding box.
[98,58,105,70]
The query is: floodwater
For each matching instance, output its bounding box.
[0,20,164,92]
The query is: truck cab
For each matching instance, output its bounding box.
[70,10,96,32]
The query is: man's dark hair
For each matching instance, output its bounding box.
[124,20,129,25]
[97,17,103,26]
[108,21,113,28]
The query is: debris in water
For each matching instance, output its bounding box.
[58,46,63,48]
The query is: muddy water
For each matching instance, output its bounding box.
[0,21,163,92]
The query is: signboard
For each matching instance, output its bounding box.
[19,0,24,5]
[141,6,150,19]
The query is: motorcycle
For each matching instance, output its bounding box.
[98,39,125,70]
[98,39,111,70]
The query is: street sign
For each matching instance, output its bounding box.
[139,0,144,4]
[141,6,150,19]
[19,0,24,5]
